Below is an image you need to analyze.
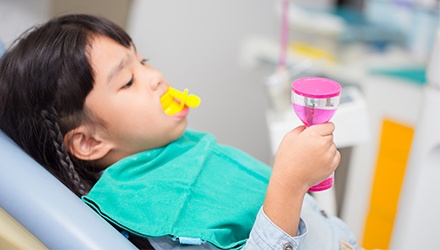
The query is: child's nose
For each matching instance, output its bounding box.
[148,71,164,91]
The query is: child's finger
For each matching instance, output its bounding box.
[310,122,335,136]
[289,125,306,135]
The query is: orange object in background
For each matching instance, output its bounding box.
[362,119,414,249]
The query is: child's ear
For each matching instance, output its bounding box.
[64,125,112,161]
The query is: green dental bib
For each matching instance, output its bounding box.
[82,130,271,249]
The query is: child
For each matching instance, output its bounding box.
[0,14,357,249]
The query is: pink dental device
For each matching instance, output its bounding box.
[291,77,341,192]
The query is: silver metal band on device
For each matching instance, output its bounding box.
[291,92,340,109]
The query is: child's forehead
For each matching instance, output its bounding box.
[89,35,135,64]
[90,35,134,51]
[88,35,136,84]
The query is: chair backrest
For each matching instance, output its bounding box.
[0,130,136,249]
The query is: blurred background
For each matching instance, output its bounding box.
[1,0,439,249]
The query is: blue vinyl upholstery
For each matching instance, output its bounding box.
[0,130,136,249]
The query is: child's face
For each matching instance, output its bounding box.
[83,35,188,163]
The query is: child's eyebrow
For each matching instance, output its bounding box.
[107,54,130,84]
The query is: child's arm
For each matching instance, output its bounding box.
[263,122,340,236]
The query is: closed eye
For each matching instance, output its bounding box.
[141,58,149,65]
[122,75,134,89]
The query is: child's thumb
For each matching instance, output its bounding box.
[290,125,306,135]
[312,122,335,136]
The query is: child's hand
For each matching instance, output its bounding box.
[262,122,340,236]
[272,122,341,194]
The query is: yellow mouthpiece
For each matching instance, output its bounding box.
[160,87,201,115]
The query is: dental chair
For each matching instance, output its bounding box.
[0,130,136,249]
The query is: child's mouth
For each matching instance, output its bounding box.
[160,87,200,116]
[172,105,189,118]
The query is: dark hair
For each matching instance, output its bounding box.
[0,14,132,197]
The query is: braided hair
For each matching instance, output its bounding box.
[41,107,88,196]
[0,14,132,196]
